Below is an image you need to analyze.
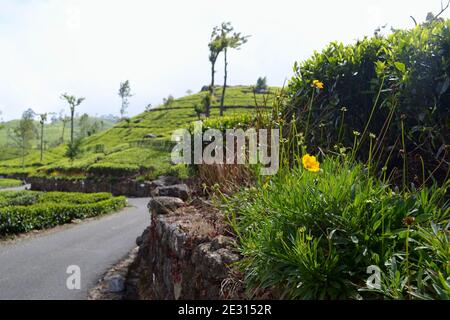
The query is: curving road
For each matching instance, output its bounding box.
[0,197,150,300]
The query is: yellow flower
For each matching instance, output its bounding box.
[312,80,324,89]
[302,154,320,172]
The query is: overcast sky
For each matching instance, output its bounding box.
[0,0,447,120]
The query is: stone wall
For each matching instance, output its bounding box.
[27,177,154,197]
[126,191,243,300]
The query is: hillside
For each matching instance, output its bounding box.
[0,86,278,179]
[0,116,117,161]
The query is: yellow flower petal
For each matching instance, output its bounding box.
[302,154,320,172]
[312,80,324,89]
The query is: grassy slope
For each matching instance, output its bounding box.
[0,117,116,149]
[0,86,278,178]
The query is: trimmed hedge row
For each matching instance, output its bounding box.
[0,178,23,189]
[37,192,113,204]
[0,191,114,207]
[0,194,127,235]
[0,191,40,207]
[87,163,141,177]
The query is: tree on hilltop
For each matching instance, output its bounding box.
[61,93,85,144]
[36,112,56,162]
[207,27,223,117]
[217,22,249,116]
[118,80,133,119]
[10,109,36,168]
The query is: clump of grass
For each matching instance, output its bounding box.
[222,156,449,299]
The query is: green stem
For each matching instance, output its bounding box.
[355,76,385,154]
[405,225,411,299]
[368,137,373,175]
[40,122,44,162]
[338,110,345,143]
[401,119,407,191]
[304,90,315,142]
[351,134,359,162]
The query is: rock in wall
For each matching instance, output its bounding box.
[126,193,243,300]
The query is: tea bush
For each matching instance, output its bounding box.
[38,192,113,204]
[201,114,258,131]
[0,191,126,235]
[0,191,40,207]
[286,19,450,185]
[0,178,23,189]
[87,163,142,177]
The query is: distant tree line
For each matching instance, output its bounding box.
[2,97,109,165]
[0,80,135,165]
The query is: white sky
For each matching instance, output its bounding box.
[0,0,447,120]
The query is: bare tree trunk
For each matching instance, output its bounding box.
[70,108,75,144]
[21,136,25,169]
[40,122,44,161]
[220,48,228,116]
[208,61,216,117]
[120,98,125,119]
[61,121,66,143]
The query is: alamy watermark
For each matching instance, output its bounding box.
[66,265,81,290]
[366,265,381,290]
[171,121,280,175]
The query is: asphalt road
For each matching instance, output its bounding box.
[0,197,150,300]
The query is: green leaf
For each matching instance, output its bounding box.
[374,61,386,75]
[394,62,406,74]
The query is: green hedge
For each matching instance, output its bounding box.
[0,178,23,189]
[87,163,141,177]
[0,192,127,235]
[286,19,450,185]
[0,191,114,206]
[37,192,113,204]
[0,191,40,207]
[0,166,35,176]
[200,114,261,131]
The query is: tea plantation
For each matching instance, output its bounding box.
[0,191,126,235]
[0,86,277,180]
